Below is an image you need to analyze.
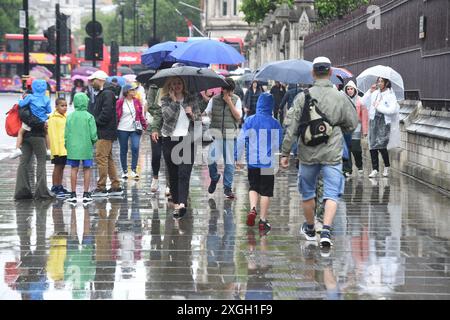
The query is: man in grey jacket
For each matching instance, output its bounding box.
[281,57,358,250]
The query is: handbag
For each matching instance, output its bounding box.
[125,99,143,135]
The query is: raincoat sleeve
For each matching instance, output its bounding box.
[89,115,98,144]
[281,93,303,156]
[64,116,71,149]
[18,94,32,107]
[376,92,399,115]
[45,98,52,115]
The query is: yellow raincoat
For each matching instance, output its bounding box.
[48,110,67,158]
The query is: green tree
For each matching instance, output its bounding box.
[0,0,37,43]
[240,0,369,25]
[240,0,292,24]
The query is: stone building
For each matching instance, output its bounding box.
[244,0,316,70]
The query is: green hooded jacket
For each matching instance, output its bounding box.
[65,92,98,160]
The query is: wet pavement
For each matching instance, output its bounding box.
[0,93,449,300]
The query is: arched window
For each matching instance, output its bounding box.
[222,0,228,16]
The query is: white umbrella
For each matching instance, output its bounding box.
[356,65,404,100]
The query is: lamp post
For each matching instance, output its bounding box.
[120,1,125,46]
[92,0,96,67]
[22,0,30,90]
[133,0,136,46]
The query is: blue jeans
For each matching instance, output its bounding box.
[208,138,236,190]
[297,163,345,203]
[117,130,141,172]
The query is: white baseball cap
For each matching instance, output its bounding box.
[88,70,109,80]
[312,56,331,70]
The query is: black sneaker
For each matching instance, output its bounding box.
[208,174,221,194]
[82,192,93,204]
[258,219,271,235]
[66,192,77,203]
[107,187,124,196]
[91,188,108,197]
[300,222,316,241]
[224,188,235,199]
[320,229,333,248]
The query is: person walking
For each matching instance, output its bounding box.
[243,80,263,118]
[151,76,202,218]
[88,70,123,197]
[281,57,358,249]
[343,81,368,176]
[65,92,98,204]
[205,78,242,199]
[237,93,283,235]
[269,81,286,121]
[116,83,147,180]
[362,77,399,178]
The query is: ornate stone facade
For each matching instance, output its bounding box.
[244,0,316,70]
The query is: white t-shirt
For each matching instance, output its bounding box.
[118,99,136,132]
[205,96,242,118]
[171,99,190,137]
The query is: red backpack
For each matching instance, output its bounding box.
[5,104,22,137]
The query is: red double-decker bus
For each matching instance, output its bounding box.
[175,36,244,71]
[0,34,77,92]
[76,45,147,75]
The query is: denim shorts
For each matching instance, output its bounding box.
[67,159,93,168]
[297,163,345,203]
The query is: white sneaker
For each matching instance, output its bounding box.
[130,171,139,179]
[122,172,128,179]
[383,167,390,177]
[9,149,22,159]
[151,178,159,192]
[369,170,378,178]
[165,186,171,197]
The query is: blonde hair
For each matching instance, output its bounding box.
[160,76,188,101]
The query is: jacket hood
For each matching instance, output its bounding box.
[344,80,358,98]
[73,92,89,111]
[256,92,274,116]
[31,79,48,96]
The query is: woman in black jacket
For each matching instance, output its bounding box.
[243,80,263,119]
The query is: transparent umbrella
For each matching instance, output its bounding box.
[356,65,404,100]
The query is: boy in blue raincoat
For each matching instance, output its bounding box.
[237,92,283,235]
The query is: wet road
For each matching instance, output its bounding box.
[0,93,449,300]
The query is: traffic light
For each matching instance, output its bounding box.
[85,37,103,60]
[43,26,56,54]
[110,41,119,64]
[59,13,71,54]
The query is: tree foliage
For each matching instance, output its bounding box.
[240,0,369,25]
[75,0,202,46]
[0,0,36,43]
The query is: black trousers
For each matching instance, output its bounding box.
[370,148,390,171]
[151,137,162,177]
[343,139,364,173]
[162,136,196,205]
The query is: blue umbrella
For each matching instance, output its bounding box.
[106,76,126,87]
[169,39,245,65]
[141,41,181,69]
[254,59,351,85]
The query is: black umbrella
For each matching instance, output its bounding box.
[136,69,156,84]
[118,66,135,75]
[148,66,228,93]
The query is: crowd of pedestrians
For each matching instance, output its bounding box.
[9,56,401,253]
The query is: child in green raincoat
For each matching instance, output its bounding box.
[65,92,98,204]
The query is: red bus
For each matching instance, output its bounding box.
[175,36,244,71]
[76,45,147,75]
[0,34,77,92]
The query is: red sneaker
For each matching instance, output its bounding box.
[246,207,257,227]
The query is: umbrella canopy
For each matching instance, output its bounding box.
[118,66,135,75]
[356,65,404,100]
[106,76,126,87]
[254,59,353,85]
[71,66,98,77]
[136,69,156,84]
[30,65,53,79]
[148,66,228,93]
[141,41,182,69]
[71,74,88,84]
[123,74,137,83]
[169,39,245,65]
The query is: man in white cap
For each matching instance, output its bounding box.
[88,70,123,197]
[281,56,358,252]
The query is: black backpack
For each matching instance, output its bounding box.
[297,89,333,146]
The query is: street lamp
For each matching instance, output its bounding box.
[120,1,125,46]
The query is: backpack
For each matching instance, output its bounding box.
[5,104,22,137]
[297,89,333,146]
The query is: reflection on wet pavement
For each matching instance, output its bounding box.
[0,135,449,300]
